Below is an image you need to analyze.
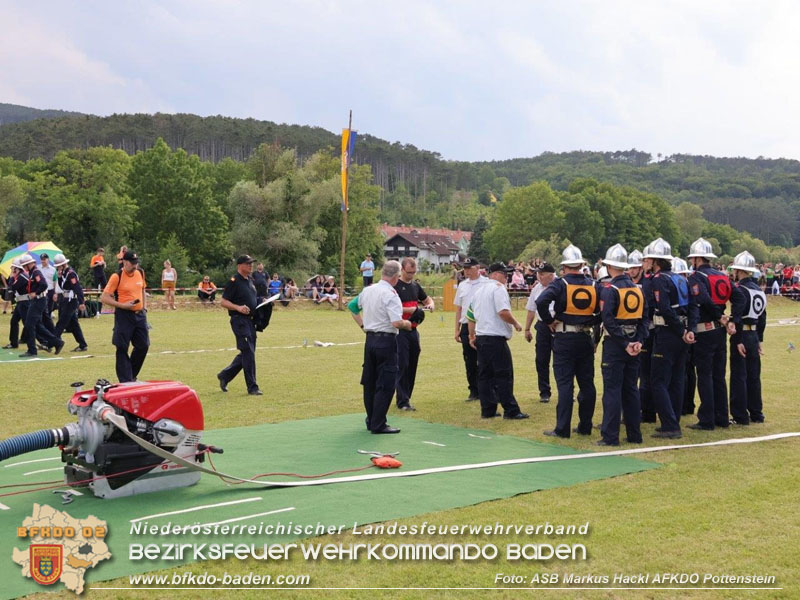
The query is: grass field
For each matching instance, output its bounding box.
[1,296,799,599]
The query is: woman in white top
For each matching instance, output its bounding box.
[161,259,178,310]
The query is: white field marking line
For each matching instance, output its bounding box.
[198,506,295,527]
[3,341,365,363]
[422,441,446,447]
[23,467,64,476]
[4,456,61,468]
[1,354,94,364]
[467,433,492,439]
[106,410,800,489]
[130,497,263,522]
[0,503,9,510]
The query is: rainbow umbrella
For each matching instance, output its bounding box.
[0,241,62,278]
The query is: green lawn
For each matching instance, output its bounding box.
[1,297,799,599]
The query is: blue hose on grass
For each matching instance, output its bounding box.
[0,428,70,462]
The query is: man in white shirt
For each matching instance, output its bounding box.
[524,262,557,403]
[38,253,58,336]
[357,260,412,434]
[453,257,486,401]
[466,262,529,420]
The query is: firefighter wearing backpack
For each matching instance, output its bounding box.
[727,251,767,425]
[646,239,698,439]
[597,244,648,446]
[686,237,732,430]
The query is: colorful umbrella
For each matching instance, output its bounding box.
[0,241,62,278]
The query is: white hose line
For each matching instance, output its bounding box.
[103,413,800,489]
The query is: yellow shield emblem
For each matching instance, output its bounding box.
[30,545,62,586]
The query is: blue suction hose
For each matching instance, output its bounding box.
[0,428,71,462]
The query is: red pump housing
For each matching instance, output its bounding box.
[69,381,204,432]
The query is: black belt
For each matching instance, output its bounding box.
[366,331,395,337]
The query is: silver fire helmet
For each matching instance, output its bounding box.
[671,258,692,274]
[687,237,717,259]
[560,244,586,266]
[731,251,759,273]
[602,243,629,270]
[643,238,674,260]
[627,249,643,267]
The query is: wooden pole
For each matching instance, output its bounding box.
[337,110,352,310]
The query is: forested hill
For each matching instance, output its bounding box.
[0,103,86,126]
[1,110,799,246]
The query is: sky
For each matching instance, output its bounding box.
[1,0,799,162]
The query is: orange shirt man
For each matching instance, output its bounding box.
[100,251,149,382]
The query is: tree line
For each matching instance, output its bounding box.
[0,140,384,288]
[1,112,799,246]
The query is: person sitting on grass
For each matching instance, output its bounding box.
[305,275,324,300]
[197,276,217,303]
[281,278,299,306]
[316,276,339,305]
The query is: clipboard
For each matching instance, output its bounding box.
[256,293,281,309]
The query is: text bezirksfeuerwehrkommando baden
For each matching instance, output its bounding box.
[128,521,590,562]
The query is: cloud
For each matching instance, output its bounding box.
[0,2,169,114]
[2,0,800,161]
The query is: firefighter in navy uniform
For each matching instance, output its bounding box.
[4,259,27,349]
[597,244,648,446]
[19,253,64,357]
[645,239,698,439]
[686,238,732,430]
[218,255,262,396]
[727,251,767,425]
[637,246,658,423]
[394,257,434,411]
[672,258,697,416]
[537,245,600,438]
[53,253,88,352]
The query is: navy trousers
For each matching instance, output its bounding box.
[552,332,596,437]
[600,338,642,444]
[8,301,27,346]
[459,323,478,398]
[475,335,522,417]
[729,332,764,424]
[534,321,553,398]
[112,309,150,382]
[54,300,87,348]
[650,327,688,433]
[683,345,696,415]
[639,332,656,422]
[219,315,258,392]
[361,333,398,431]
[24,298,60,354]
[694,327,729,427]
[395,328,420,408]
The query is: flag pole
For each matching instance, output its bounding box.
[338,110,352,310]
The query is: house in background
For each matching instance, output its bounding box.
[380,224,471,268]
[383,229,462,269]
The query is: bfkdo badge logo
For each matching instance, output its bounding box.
[30,544,63,585]
[13,503,111,595]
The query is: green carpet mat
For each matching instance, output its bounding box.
[1,414,658,598]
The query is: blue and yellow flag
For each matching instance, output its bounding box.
[341,128,357,211]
